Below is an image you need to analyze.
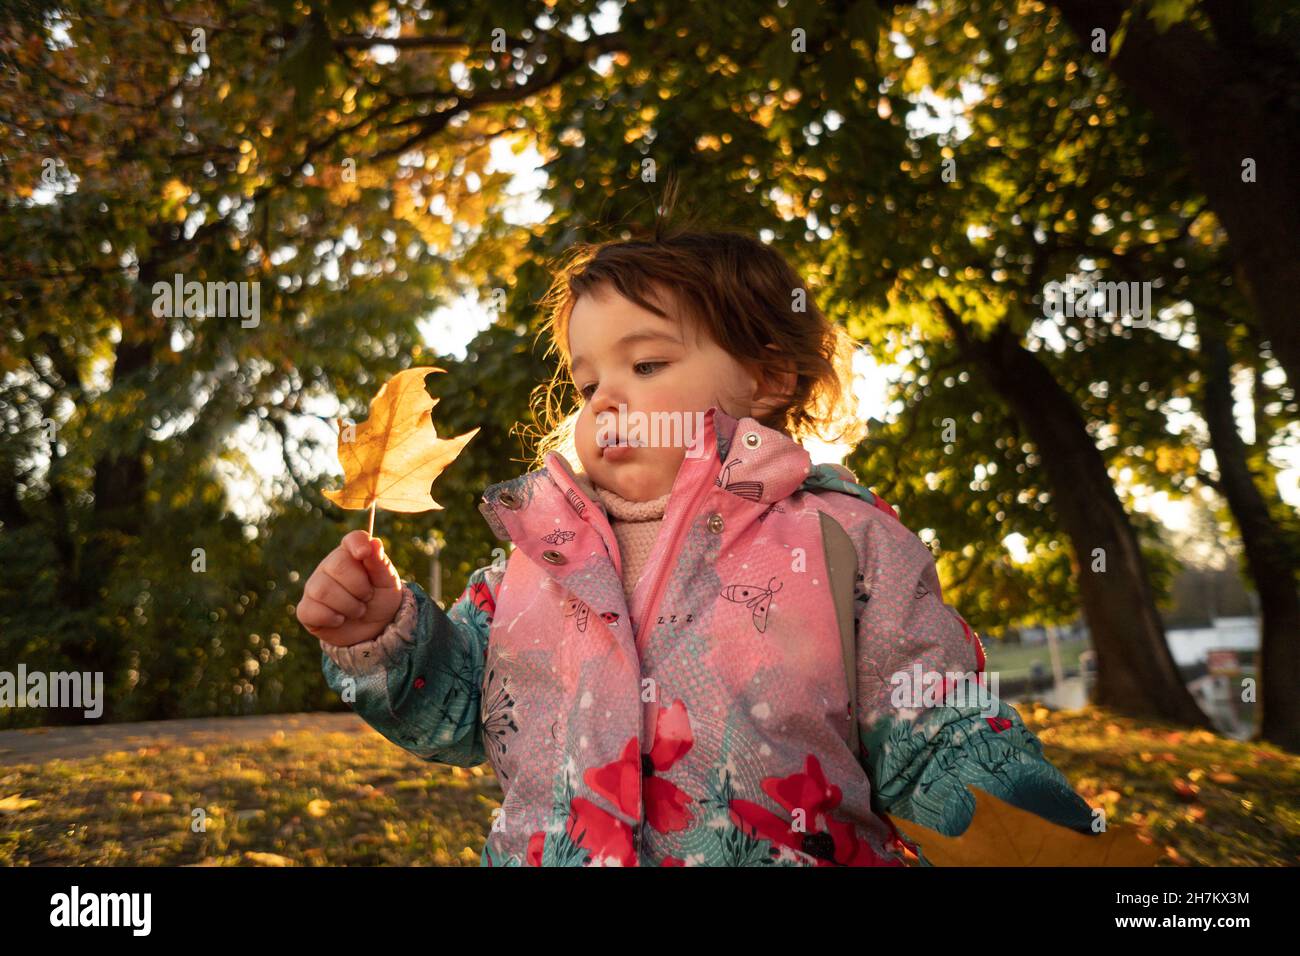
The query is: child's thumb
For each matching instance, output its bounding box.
[361,538,401,589]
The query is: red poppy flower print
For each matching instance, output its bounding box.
[468,579,495,618]
[986,715,1012,733]
[527,831,545,866]
[729,754,903,866]
[643,699,695,834]
[583,736,642,820]
[959,615,987,672]
[567,797,637,866]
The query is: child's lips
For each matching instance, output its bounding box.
[602,442,638,461]
[600,433,645,456]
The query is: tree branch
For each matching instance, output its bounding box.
[331,32,532,52]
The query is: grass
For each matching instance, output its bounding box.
[0,705,1296,866]
[981,637,1091,681]
[0,729,499,867]
[1017,704,1298,867]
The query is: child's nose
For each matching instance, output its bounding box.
[589,384,625,418]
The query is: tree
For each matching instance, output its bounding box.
[3,0,1291,746]
[1052,0,1300,391]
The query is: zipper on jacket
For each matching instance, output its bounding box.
[627,462,714,864]
[636,466,715,648]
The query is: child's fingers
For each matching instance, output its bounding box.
[304,573,369,619]
[297,597,347,631]
[342,529,373,562]
[361,537,401,590]
[320,545,374,600]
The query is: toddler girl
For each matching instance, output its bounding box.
[297,229,1098,866]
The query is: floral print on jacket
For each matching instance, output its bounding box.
[320,405,1096,866]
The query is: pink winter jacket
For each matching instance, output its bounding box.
[319,404,1097,866]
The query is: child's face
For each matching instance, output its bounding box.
[567,284,761,501]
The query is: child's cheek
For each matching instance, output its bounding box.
[573,409,599,463]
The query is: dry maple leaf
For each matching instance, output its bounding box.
[887,785,1163,866]
[323,366,479,513]
[0,794,39,814]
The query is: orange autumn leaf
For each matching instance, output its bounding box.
[887,785,1162,867]
[323,367,479,513]
[0,794,39,814]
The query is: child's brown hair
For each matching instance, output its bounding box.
[525,209,866,470]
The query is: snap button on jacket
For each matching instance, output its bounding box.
[321,404,1097,866]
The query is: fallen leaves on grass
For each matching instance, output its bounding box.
[0,794,38,813]
[131,790,173,807]
[244,851,295,867]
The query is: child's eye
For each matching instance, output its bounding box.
[576,362,666,401]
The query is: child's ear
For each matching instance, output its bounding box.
[748,343,798,420]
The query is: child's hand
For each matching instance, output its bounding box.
[297,531,405,647]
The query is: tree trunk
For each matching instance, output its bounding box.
[90,337,153,531]
[0,466,26,529]
[1200,329,1300,752]
[1054,0,1300,390]
[942,309,1211,726]
[59,261,166,723]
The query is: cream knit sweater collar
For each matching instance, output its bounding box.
[572,470,669,603]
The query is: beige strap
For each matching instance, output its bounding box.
[818,510,860,760]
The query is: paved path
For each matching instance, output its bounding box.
[0,711,368,765]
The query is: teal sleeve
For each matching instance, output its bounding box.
[321,567,498,768]
[854,528,1096,864]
